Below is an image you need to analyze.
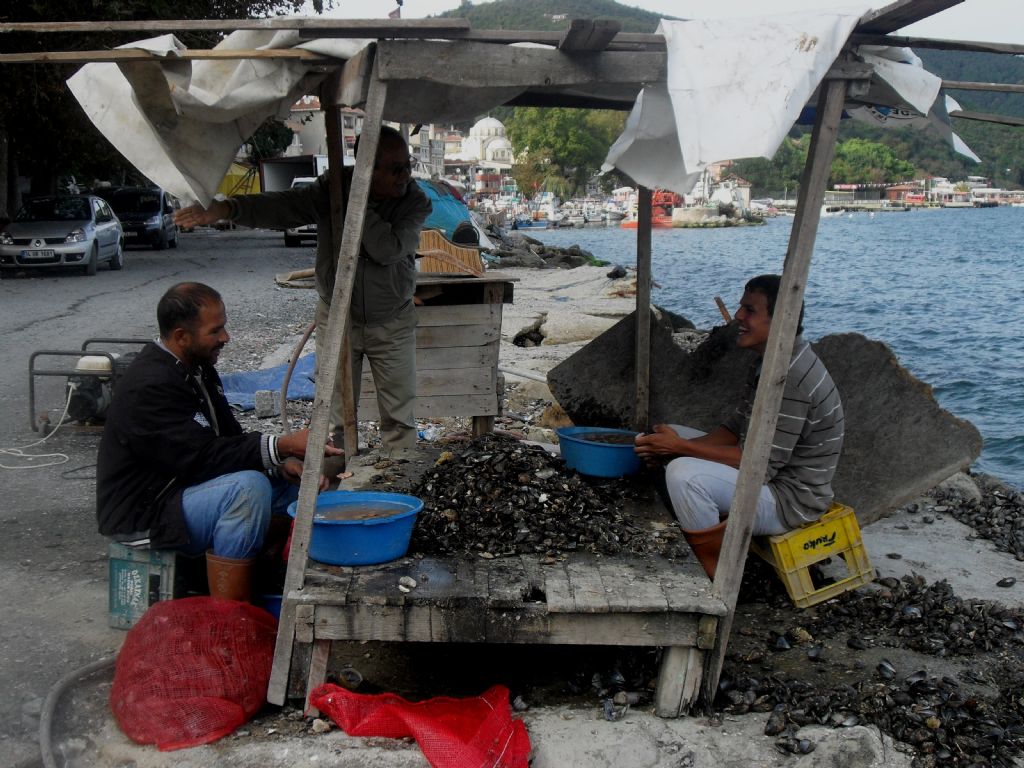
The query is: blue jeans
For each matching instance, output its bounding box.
[180,470,298,559]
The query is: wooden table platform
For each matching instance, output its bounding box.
[288,550,727,717]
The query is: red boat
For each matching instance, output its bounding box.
[619,189,681,228]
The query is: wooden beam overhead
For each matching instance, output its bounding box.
[0,18,470,35]
[949,110,1024,128]
[558,19,622,52]
[374,40,665,88]
[943,80,1024,95]
[0,48,330,64]
[856,0,964,35]
[852,33,1024,55]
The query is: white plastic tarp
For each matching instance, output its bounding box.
[603,9,972,193]
[68,29,369,206]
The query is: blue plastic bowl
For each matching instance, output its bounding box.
[556,426,642,478]
[287,490,423,566]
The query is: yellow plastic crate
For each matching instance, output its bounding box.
[750,502,874,608]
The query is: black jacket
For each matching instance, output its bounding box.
[96,343,266,548]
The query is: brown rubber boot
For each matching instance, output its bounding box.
[682,521,728,580]
[206,551,256,602]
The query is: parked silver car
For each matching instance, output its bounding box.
[0,195,124,275]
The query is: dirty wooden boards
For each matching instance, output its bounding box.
[288,553,726,715]
[357,274,512,422]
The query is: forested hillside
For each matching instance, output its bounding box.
[436,0,1023,190]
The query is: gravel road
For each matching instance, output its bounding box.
[0,228,318,766]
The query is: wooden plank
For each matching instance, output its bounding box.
[656,559,721,614]
[0,18,472,34]
[0,49,329,64]
[596,559,671,613]
[294,603,315,644]
[948,110,1024,127]
[306,28,667,51]
[942,80,1024,94]
[416,303,499,326]
[417,345,495,371]
[541,562,576,613]
[416,324,500,348]
[268,50,387,707]
[634,186,652,433]
[520,555,546,599]
[655,646,704,718]
[851,33,1024,56]
[558,19,622,52]
[856,0,963,35]
[329,45,373,109]
[357,393,499,420]
[360,367,494,399]
[472,415,496,437]
[486,554,530,610]
[310,604,702,646]
[564,561,610,614]
[304,640,332,717]
[702,77,848,707]
[375,40,666,89]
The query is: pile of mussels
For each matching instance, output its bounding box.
[410,434,683,559]
[721,571,1024,767]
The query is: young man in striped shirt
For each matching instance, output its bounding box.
[634,274,844,578]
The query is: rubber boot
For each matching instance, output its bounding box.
[682,521,728,580]
[206,551,255,602]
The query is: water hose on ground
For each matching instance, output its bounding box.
[279,321,316,435]
[40,655,117,768]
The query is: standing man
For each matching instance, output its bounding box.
[635,275,844,578]
[175,126,432,452]
[97,282,339,601]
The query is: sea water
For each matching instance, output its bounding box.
[531,206,1023,488]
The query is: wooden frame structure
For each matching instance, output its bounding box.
[4,0,1022,716]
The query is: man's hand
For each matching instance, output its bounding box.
[174,200,231,229]
[279,457,331,490]
[634,424,685,459]
[277,428,344,461]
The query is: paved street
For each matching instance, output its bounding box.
[0,228,318,766]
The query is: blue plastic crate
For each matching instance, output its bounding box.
[107,542,204,629]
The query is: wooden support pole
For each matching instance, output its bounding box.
[268,48,387,706]
[322,75,358,461]
[700,77,848,707]
[633,186,653,433]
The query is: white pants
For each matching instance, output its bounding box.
[663,425,788,536]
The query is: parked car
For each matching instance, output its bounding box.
[284,177,318,247]
[0,195,124,276]
[104,186,179,250]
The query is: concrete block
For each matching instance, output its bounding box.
[548,312,982,525]
[253,389,280,419]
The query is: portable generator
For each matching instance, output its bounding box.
[29,338,149,432]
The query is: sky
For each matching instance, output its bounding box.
[305,0,1024,46]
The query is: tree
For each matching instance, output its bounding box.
[505,107,625,197]
[0,0,325,216]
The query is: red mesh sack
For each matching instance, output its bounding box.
[110,596,277,751]
[309,683,530,768]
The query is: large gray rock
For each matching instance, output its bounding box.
[547,312,983,524]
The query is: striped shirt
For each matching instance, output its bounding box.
[722,338,844,529]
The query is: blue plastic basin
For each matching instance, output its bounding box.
[556,426,642,478]
[287,490,423,566]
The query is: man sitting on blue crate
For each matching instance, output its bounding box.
[634,274,844,579]
[96,282,340,601]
